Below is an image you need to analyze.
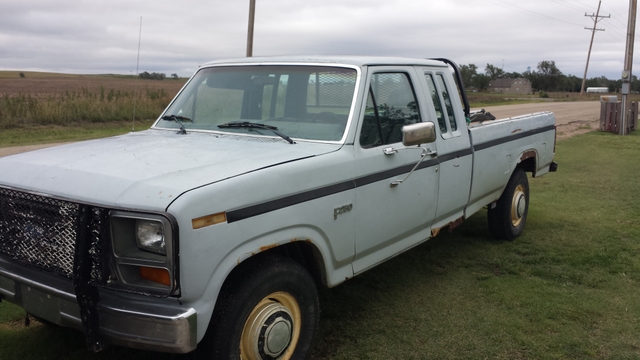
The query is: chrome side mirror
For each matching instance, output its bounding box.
[402,122,436,146]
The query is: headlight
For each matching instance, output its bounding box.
[136,219,166,255]
[110,211,178,296]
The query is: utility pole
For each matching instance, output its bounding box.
[580,1,610,96]
[246,0,256,57]
[621,0,637,135]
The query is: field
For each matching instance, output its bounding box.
[0,71,186,95]
[0,71,186,129]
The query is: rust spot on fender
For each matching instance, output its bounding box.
[520,150,536,162]
[259,244,278,252]
[430,216,465,237]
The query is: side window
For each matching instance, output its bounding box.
[436,74,458,132]
[359,73,421,148]
[424,74,447,134]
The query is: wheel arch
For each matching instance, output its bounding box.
[234,240,328,288]
[515,149,538,176]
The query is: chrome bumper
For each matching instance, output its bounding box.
[0,257,197,354]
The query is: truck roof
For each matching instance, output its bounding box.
[200,55,450,68]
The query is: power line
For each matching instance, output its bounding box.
[483,0,585,27]
[549,0,589,13]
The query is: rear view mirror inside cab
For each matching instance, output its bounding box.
[402,122,436,146]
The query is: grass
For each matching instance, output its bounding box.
[0,120,155,148]
[0,71,186,130]
[0,88,172,128]
[467,91,640,108]
[1,129,639,359]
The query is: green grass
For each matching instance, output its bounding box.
[0,88,171,128]
[0,120,156,148]
[1,130,640,359]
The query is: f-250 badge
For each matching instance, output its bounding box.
[334,204,353,220]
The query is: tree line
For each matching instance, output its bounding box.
[138,72,180,80]
[459,61,639,93]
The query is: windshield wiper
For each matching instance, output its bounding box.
[161,115,192,135]
[217,122,295,144]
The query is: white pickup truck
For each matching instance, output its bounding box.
[0,56,556,359]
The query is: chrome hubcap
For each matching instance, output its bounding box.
[264,316,292,356]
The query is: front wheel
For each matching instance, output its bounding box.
[197,255,319,360]
[488,168,529,241]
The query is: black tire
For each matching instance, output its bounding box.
[488,168,529,241]
[196,254,319,360]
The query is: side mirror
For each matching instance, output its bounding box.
[402,122,436,146]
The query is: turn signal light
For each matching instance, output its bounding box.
[140,266,171,286]
[192,212,227,229]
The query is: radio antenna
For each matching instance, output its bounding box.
[132,16,142,132]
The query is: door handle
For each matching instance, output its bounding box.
[426,149,438,157]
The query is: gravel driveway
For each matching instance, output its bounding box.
[477,101,601,140]
[0,101,602,158]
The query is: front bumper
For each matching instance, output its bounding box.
[0,257,197,354]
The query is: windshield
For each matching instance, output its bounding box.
[155,65,358,142]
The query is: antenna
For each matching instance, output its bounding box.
[132,16,142,132]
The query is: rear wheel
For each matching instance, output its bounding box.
[488,168,529,241]
[197,255,319,360]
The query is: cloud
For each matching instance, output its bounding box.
[0,0,635,79]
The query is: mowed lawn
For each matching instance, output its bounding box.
[1,130,639,359]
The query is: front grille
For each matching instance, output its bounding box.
[0,187,112,284]
[0,187,80,278]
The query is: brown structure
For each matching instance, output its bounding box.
[600,100,638,135]
[489,78,532,94]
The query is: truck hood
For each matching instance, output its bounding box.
[0,130,341,211]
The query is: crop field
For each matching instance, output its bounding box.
[0,71,186,96]
[0,71,186,128]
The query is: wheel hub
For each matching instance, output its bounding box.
[263,314,293,356]
[511,184,526,227]
[240,292,301,360]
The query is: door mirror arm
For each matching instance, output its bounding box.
[390,147,430,188]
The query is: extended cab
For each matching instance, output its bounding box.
[0,56,557,359]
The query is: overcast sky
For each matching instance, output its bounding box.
[0,0,636,79]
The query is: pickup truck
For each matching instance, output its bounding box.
[0,56,557,359]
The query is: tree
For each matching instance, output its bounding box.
[171,73,179,79]
[459,64,478,88]
[560,75,581,92]
[473,74,490,91]
[139,71,166,80]
[535,61,563,91]
[485,64,505,80]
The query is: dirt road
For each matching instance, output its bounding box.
[0,101,601,158]
[476,101,600,139]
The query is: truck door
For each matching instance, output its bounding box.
[352,68,439,274]
[420,69,473,230]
